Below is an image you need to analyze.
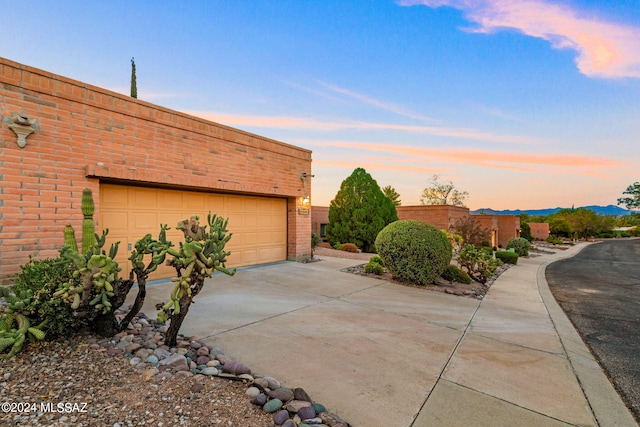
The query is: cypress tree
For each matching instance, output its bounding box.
[327,168,398,253]
[130,57,137,99]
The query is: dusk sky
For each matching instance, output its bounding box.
[2,1,639,209]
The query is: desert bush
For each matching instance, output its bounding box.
[332,242,342,250]
[369,255,384,266]
[546,236,563,244]
[340,243,359,253]
[506,237,531,256]
[441,264,472,284]
[364,261,384,275]
[495,251,519,265]
[311,232,321,258]
[458,244,502,284]
[452,216,490,246]
[9,256,88,337]
[375,220,452,286]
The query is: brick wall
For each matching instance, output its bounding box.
[473,215,499,247]
[496,215,521,248]
[311,206,329,238]
[0,57,312,284]
[396,205,469,230]
[529,223,550,241]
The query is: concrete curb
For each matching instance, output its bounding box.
[536,243,637,427]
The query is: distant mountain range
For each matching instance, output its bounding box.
[470,205,636,217]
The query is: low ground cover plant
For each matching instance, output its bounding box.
[340,243,359,253]
[495,251,519,265]
[441,264,472,284]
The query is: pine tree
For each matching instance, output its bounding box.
[130,57,137,99]
[326,168,398,253]
[382,185,401,206]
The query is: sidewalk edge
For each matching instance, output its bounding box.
[537,243,638,427]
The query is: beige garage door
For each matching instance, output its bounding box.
[99,184,287,281]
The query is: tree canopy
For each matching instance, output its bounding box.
[617,182,640,210]
[420,174,468,207]
[382,185,401,206]
[327,168,398,253]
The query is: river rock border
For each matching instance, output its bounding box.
[92,309,351,427]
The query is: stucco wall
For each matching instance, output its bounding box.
[0,57,312,284]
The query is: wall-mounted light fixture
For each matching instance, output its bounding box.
[302,195,310,206]
[300,172,315,188]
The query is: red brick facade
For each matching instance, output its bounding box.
[529,223,550,241]
[396,205,469,231]
[0,57,312,284]
[311,206,329,239]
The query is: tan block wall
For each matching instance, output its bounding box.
[0,57,312,284]
[529,223,550,241]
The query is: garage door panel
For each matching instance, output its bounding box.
[133,212,160,234]
[100,184,287,281]
[183,192,205,210]
[131,188,158,207]
[101,186,129,207]
[100,212,129,234]
[158,190,182,207]
[225,196,243,212]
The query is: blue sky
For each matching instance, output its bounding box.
[2,0,639,209]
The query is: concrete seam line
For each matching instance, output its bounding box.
[409,295,483,426]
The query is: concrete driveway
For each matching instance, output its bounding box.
[131,248,636,426]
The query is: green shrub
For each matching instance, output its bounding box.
[479,246,494,258]
[332,242,342,250]
[369,255,384,266]
[547,236,563,244]
[495,251,519,265]
[441,264,472,284]
[327,168,398,252]
[458,244,503,284]
[9,256,89,337]
[340,243,359,253]
[363,261,383,275]
[506,237,531,256]
[375,220,452,286]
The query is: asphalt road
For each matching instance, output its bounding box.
[546,239,640,424]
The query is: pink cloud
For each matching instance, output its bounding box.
[308,140,624,176]
[398,0,640,78]
[184,110,538,144]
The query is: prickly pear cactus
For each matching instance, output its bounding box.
[81,188,95,255]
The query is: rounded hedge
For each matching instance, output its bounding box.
[495,251,519,265]
[506,237,531,256]
[375,220,452,286]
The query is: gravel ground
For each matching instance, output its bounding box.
[0,334,274,427]
[2,245,519,426]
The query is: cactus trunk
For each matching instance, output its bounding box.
[81,188,95,255]
[63,225,78,252]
